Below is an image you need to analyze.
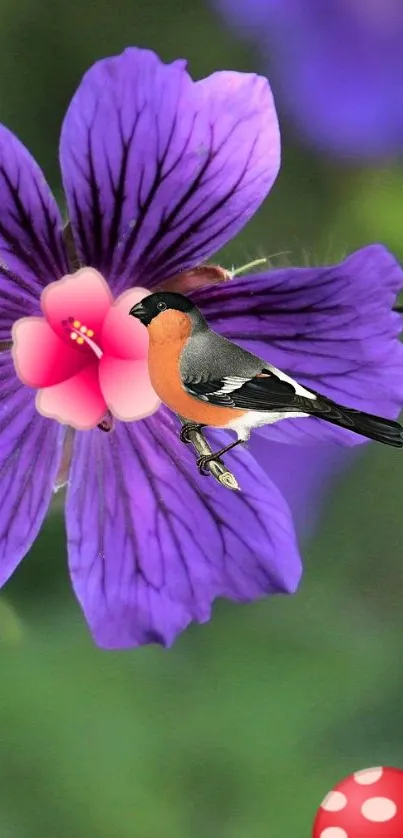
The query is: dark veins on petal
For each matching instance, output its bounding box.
[0,165,67,302]
[82,422,282,593]
[191,247,403,446]
[67,408,299,647]
[130,127,259,283]
[134,422,279,591]
[0,354,63,583]
[69,112,258,291]
[195,266,400,395]
[70,106,145,272]
[61,49,279,298]
[0,126,68,340]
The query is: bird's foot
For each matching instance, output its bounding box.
[180,423,204,444]
[196,453,224,475]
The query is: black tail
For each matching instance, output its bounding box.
[311,398,403,448]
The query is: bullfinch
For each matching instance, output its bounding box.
[129,291,403,474]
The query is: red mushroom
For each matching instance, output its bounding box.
[312,767,403,838]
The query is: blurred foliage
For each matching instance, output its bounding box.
[0,0,402,836]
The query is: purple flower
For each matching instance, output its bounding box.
[248,437,353,536]
[214,0,403,159]
[0,47,402,649]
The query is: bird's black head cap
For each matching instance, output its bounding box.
[129,291,198,327]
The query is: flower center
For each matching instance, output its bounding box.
[62,317,103,359]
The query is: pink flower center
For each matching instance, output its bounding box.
[62,318,103,359]
[12,267,161,431]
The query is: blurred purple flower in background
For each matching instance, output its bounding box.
[0,47,401,649]
[214,0,403,159]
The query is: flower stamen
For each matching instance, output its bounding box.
[62,318,103,359]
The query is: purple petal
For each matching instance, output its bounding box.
[66,407,301,649]
[215,0,403,159]
[0,353,64,586]
[194,245,403,445]
[60,47,280,295]
[248,435,354,535]
[0,125,68,339]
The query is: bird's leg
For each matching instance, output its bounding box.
[180,423,206,444]
[197,440,244,475]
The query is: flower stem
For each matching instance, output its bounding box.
[177,416,240,491]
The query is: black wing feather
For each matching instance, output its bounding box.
[184,369,316,412]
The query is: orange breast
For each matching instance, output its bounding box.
[147,311,243,427]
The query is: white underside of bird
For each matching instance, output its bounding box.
[225,408,310,441]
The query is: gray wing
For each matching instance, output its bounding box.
[179,329,315,410]
[179,329,264,382]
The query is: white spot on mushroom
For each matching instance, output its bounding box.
[320,828,348,838]
[321,791,348,812]
[354,766,383,785]
[361,796,397,822]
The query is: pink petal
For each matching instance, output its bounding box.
[36,364,107,430]
[100,287,151,360]
[99,356,160,422]
[41,267,113,342]
[12,317,89,388]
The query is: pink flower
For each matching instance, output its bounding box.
[12,268,160,430]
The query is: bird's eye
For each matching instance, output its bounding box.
[157,301,167,311]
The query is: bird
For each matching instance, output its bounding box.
[129,291,403,474]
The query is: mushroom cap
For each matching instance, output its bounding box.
[312,766,403,837]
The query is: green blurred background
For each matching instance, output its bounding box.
[1,1,402,836]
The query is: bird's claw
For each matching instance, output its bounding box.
[196,454,224,475]
[180,423,203,444]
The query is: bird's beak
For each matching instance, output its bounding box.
[129,302,148,324]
